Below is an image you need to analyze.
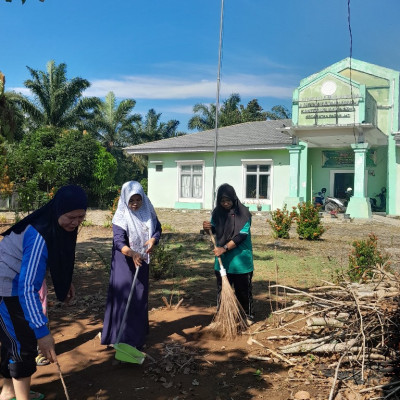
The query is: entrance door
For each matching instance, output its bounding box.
[333,172,354,199]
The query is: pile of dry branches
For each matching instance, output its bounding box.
[264,265,400,399]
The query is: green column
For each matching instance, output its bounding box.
[345,143,372,219]
[284,145,304,209]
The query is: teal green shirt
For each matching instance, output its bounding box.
[211,218,254,274]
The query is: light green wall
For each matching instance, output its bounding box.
[148,150,290,210]
[307,146,387,199]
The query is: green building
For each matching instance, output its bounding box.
[125,58,400,218]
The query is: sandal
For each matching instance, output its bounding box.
[36,353,50,366]
[10,390,44,400]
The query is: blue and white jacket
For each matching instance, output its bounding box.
[0,225,50,339]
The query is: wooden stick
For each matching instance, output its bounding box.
[161,296,171,309]
[248,355,271,361]
[383,384,400,399]
[359,380,400,394]
[56,362,70,400]
[349,288,366,381]
[250,338,294,366]
[328,352,346,400]
[174,298,184,310]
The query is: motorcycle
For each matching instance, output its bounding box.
[324,196,347,213]
[313,187,347,213]
[370,187,386,211]
[313,188,326,207]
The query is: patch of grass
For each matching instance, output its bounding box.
[81,220,94,227]
[161,223,176,232]
[162,234,338,289]
[253,249,336,288]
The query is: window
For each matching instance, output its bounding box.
[155,164,163,172]
[243,162,271,200]
[178,162,203,200]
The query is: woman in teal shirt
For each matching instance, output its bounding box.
[203,184,254,323]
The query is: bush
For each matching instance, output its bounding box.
[296,201,325,240]
[150,242,182,280]
[268,205,297,239]
[348,233,389,281]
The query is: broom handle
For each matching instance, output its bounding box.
[208,231,227,277]
[115,265,140,344]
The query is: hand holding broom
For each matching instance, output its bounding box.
[203,222,248,339]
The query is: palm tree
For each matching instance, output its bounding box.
[219,93,243,127]
[138,109,181,142]
[188,94,245,131]
[90,91,141,151]
[188,103,216,131]
[0,72,25,142]
[17,60,99,129]
[188,94,291,131]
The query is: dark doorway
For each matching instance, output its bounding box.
[334,173,354,198]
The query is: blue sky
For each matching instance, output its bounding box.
[1,0,400,132]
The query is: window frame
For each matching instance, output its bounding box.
[176,160,205,203]
[241,159,273,204]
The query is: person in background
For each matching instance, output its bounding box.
[101,181,162,358]
[0,185,87,400]
[203,183,255,325]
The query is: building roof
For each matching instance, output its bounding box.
[124,120,292,155]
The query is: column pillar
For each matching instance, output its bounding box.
[345,143,372,219]
[284,145,304,209]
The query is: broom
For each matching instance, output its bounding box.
[113,265,146,364]
[207,231,248,339]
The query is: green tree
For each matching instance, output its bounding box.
[90,91,141,151]
[6,127,115,210]
[92,145,118,208]
[0,72,25,142]
[188,102,216,131]
[240,99,267,122]
[188,93,291,131]
[138,109,182,142]
[16,60,99,130]
[111,149,147,187]
[265,105,291,120]
[219,93,242,127]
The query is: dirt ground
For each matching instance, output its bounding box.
[1,209,400,400]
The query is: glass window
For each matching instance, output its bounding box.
[179,164,203,199]
[244,163,271,200]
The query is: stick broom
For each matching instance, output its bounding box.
[208,231,248,339]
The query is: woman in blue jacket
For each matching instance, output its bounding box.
[0,185,87,400]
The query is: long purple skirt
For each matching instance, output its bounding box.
[101,248,149,349]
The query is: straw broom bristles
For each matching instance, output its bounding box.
[208,232,248,339]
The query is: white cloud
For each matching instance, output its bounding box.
[85,73,295,100]
[9,72,296,106]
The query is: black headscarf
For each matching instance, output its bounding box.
[212,184,252,246]
[1,185,87,301]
